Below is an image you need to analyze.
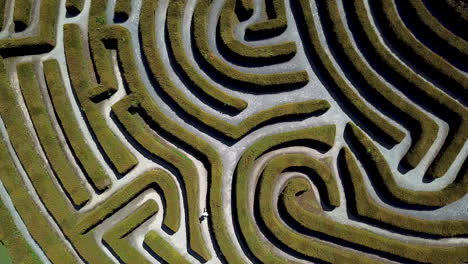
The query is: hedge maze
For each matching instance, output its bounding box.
[0,0,466,263]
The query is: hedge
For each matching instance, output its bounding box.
[113,0,131,23]
[350,0,467,178]
[63,23,137,174]
[258,155,381,263]
[0,0,6,30]
[17,62,91,207]
[234,125,336,263]
[166,0,248,114]
[66,0,84,17]
[320,0,438,170]
[0,189,44,263]
[245,0,288,41]
[76,169,180,234]
[102,200,158,264]
[0,0,59,57]
[281,174,468,264]
[291,0,405,149]
[192,0,309,91]
[43,59,111,192]
[397,0,467,69]
[0,58,79,263]
[218,0,297,66]
[87,3,247,261]
[13,0,31,32]
[339,146,468,238]
[141,0,330,142]
[144,231,190,264]
[371,0,467,104]
[345,123,467,208]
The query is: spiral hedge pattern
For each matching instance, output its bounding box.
[0,0,466,263]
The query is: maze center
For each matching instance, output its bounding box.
[0,0,466,263]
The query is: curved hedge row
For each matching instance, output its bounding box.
[290,0,405,148]
[348,0,467,178]
[234,125,336,263]
[63,23,137,174]
[339,145,468,238]
[318,0,438,170]
[17,62,91,207]
[141,0,330,143]
[165,0,248,114]
[370,0,467,105]
[245,0,288,41]
[218,0,297,67]
[144,231,190,264]
[192,0,309,92]
[345,123,467,208]
[102,200,158,264]
[43,59,111,192]
[0,0,59,57]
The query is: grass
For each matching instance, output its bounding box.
[17,62,91,207]
[43,59,111,192]
[0,242,11,264]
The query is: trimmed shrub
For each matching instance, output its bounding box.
[290,0,405,149]
[43,59,111,192]
[245,0,288,41]
[218,0,296,66]
[345,123,467,208]
[192,0,309,91]
[17,62,91,207]
[63,23,138,174]
[0,0,59,57]
[144,231,190,264]
[234,125,336,263]
[0,59,80,263]
[102,200,158,264]
[13,0,31,32]
[350,0,467,178]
